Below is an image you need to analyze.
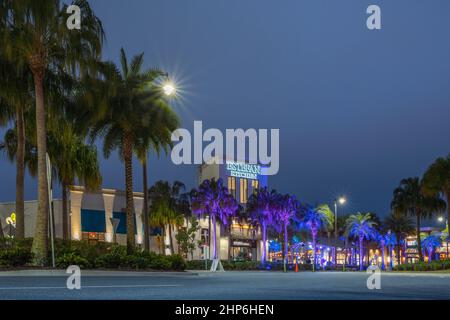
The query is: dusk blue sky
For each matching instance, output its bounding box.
[1,0,449,221]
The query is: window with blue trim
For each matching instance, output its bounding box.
[113,212,137,234]
[81,209,106,233]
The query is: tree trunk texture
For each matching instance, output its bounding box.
[123,132,135,254]
[30,62,49,266]
[261,223,267,264]
[212,214,217,259]
[61,182,69,240]
[15,105,25,239]
[142,159,150,252]
[359,237,364,271]
[168,223,174,255]
[416,210,423,261]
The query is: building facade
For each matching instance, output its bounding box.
[0,159,269,262]
[196,159,269,261]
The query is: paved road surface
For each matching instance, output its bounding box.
[0,270,449,300]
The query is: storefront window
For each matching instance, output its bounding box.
[239,178,248,203]
[227,176,236,199]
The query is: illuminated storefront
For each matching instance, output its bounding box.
[198,158,268,261]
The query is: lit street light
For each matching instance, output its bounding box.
[334,196,346,266]
[438,216,449,259]
[163,82,176,96]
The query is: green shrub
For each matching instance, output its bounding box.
[168,254,187,271]
[94,245,127,269]
[0,247,32,267]
[56,252,90,269]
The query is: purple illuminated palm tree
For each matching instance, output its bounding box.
[247,187,277,264]
[345,213,377,270]
[191,178,238,259]
[376,232,388,270]
[422,234,441,263]
[300,204,334,270]
[274,194,300,264]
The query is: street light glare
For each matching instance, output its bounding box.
[438,217,444,222]
[338,197,346,205]
[163,82,176,96]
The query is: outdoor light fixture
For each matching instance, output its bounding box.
[163,82,176,96]
[438,216,444,223]
[338,197,346,205]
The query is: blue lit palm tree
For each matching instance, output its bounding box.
[300,204,334,271]
[421,234,441,263]
[375,232,388,271]
[274,194,300,268]
[247,187,277,264]
[345,213,377,270]
[385,232,397,269]
[191,178,238,260]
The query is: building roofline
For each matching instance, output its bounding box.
[69,185,144,198]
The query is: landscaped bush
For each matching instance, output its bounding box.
[56,252,90,269]
[393,260,450,272]
[94,245,128,268]
[0,247,32,267]
[0,238,186,271]
[186,260,314,271]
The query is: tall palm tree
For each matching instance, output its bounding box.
[422,235,441,263]
[391,177,446,261]
[274,194,299,269]
[134,106,178,252]
[0,55,33,239]
[148,180,187,255]
[247,187,277,264]
[375,232,387,270]
[47,120,102,240]
[384,212,414,265]
[191,178,238,260]
[300,203,334,271]
[423,154,450,233]
[89,49,177,253]
[1,0,104,265]
[345,213,377,270]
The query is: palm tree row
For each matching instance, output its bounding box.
[391,154,450,262]
[0,1,180,265]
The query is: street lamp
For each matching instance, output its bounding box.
[334,196,346,266]
[438,216,449,259]
[163,82,176,96]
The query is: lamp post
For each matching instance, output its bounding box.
[438,216,449,259]
[334,196,346,266]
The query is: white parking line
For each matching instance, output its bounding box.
[0,284,182,290]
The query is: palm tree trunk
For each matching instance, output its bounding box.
[142,158,150,252]
[30,62,49,266]
[381,243,385,271]
[447,192,450,238]
[0,219,4,239]
[168,223,174,255]
[261,222,267,264]
[396,242,401,266]
[284,222,288,263]
[123,132,135,254]
[359,236,364,271]
[211,214,217,259]
[312,230,317,272]
[15,105,25,239]
[389,243,393,269]
[61,181,69,240]
[416,210,423,261]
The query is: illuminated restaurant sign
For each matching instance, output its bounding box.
[226,161,261,180]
